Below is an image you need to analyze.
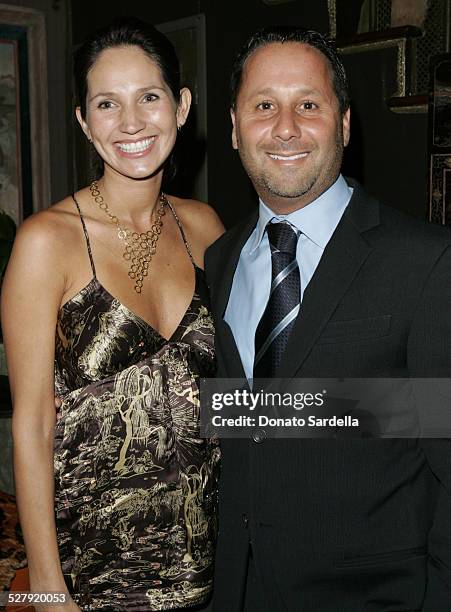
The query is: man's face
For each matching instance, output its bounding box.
[231,42,350,213]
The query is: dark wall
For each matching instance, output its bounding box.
[70,0,429,228]
[341,48,428,219]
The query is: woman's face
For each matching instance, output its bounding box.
[76,45,191,181]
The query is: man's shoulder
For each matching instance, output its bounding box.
[378,200,451,250]
[349,180,451,251]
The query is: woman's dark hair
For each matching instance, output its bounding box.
[74,16,181,118]
[73,17,182,182]
[230,25,350,116]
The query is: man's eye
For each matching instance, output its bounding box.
[301,101,317,110]
[257,101,273,110]
[143,93,158,102]
[98,101,114,109]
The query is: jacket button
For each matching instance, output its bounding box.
[253,429,267,443]
[242,513,249,529]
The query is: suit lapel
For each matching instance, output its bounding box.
[215,211,258,320]
[214,211,259,379]
[278,185,380,379]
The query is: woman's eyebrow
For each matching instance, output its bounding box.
[88,85,166,102]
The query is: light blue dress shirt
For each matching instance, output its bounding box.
[224,175,353,380]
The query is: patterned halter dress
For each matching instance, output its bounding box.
[53,195,219,611]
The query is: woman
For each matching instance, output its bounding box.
[2,17,224,611]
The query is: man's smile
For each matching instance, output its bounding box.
[267,152,309,161]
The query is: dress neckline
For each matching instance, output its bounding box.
[65,194,202,343]
[59,265,203,344]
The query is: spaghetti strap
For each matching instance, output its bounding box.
[71,194,97,277]
[165,196,196,267]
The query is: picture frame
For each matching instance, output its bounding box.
[0,3,50,225]
[428,54,451,225]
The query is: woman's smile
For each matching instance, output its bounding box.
[115,136,157,157]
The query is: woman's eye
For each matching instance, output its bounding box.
[301,101,317,110]
[98,100,114,109]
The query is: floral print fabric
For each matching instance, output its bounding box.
[54,268,219,611]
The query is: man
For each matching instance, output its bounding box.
[205,26,451,611]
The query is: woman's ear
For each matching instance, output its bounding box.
[176,87,192,129]
[75,107,92,142]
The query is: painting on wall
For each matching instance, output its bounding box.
[0,23,32,225]
[0,5,50,227]
[429,54,451,225]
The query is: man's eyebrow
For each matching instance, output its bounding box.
[88,85,166,102]
[249,86,320,97]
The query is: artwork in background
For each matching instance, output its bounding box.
[0,21,32,226]
[428,54,451,225]
[0,38,20,225]
[391,0,430,28]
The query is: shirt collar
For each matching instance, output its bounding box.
[249,174,352,252]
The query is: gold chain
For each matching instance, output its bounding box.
[89,180,167,294]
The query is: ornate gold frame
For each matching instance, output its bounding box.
[327,0,337,37]
[338,37,408,97]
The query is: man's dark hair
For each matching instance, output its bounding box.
[230,25,350,115]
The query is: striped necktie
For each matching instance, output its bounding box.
[253,222,301,379]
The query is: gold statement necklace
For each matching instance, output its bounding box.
[89,180,167,294]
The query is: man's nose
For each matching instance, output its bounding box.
[119,104,146,134]
[272,107,302,141]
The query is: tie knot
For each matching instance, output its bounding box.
[267,222,299,255]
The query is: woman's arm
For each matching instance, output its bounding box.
[1,213,79,610]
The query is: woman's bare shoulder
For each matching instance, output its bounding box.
[168,196,220,218]
[13,193,86,260]
[167,195,225,248]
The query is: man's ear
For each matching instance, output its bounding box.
[75,107,92,141]
[176,87,192,128]
[342,107,351,147]
[231,108,238,150]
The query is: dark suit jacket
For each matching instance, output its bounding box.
[204,181,451,612]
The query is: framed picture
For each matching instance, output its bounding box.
[0,4,50,225]
[428,54,451,225]
[157,14,207,201]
